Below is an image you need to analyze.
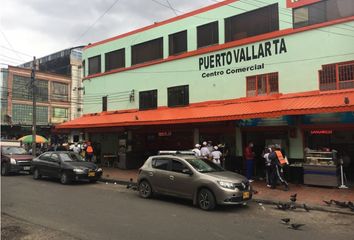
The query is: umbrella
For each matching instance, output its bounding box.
[18,135,48,144]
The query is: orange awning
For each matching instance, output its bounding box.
[57,90,354,130]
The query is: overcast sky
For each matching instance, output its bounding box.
[0,0,213,66]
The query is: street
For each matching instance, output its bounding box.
[2,175,354,240]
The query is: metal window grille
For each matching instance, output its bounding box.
[319,62,354,91]
[246,72,278,97]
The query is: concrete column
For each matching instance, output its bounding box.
[193,128,199,145]
[163,36,169,59]
[289,127,304,159]
[218,19,225,45]
[235,127,243,157]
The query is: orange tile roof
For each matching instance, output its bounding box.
[56,90,354,129]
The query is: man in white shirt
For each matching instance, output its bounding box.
[200,141,210,159]
[192,144,201,157]
[211,146,222,165]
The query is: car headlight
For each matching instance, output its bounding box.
[73,168,85,173]
[96,168,102,172]
[10,158,17,165]
[217,181,235,190]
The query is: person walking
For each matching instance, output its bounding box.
[269,145,289,191]
[244,141,255,182]
[200,141,211,160]
[263,147,272,188]
[192,144,201,157]
[85,142,94,162]
[211,146,222,166]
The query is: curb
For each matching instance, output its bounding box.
[98,177,354,215]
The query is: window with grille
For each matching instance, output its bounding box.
[102,96,107,112]
[319,61,354,91]
[105,48,125,72]
[51,82,68,102]
[168,85,189,107]
[139,90,157,110]
[12,75,48,102]
[169,30,187,56]
[293,0,354,28]
[88,55,101,75]
[131,38,163,65]
[51,107,68,123]
[12,104,48,124]
[197,21,219,49]
[246,73,279,97]
[225,3,279,42]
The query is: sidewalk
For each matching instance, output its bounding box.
[100,167,354,214]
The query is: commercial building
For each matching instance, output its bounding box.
[1,66,71,140]
[57,0,354,184]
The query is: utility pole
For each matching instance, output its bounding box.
[31,56,37,157]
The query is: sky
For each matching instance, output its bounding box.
[0,0,214,66]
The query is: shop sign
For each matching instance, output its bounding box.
[301,112,354,124]
[199,38,288,78]
[158,131,172,137]
[310,130,333,135]
[238,116,294,127]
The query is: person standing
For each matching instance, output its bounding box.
[211,146,222,166]
[244,141,255,182]
[86,142,94,162]
[73,143,81,154]
[200,141,211,160]
[192,144,201,157]
[263,147,272,188]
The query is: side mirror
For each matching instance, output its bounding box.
[182,168,193,175]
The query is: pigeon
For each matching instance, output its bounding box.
[303,204,310,212]
[323,200,332,205]
[281,218,290,224]
[276,202,290,210]
[333,200,348,208]
[290,193,297,203]
[288,223,305,230]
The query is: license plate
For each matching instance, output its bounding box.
[88,172,95,177]
[23,166,31,171]
[243,191,250,199]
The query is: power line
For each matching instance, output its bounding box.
[73,0,122,44]
[166,0,178,16]
[0,29,27,62]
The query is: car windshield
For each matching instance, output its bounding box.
[1,146,28,155]
[59,152,85,162]
[185,158,224,173]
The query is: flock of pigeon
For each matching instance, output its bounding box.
[276,193,307,230]
[323,199,354,211]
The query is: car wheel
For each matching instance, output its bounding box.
[60,172,70,185]
[198,188,216,211]
[139,180,153,198]
[1,163,9,176]
[33,168,41,180]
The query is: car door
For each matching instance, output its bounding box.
[168,159,195,198]
[46,153,62,178]
[35,153,52,176]
[149,157,171,194]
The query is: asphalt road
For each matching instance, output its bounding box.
[2,175,354,240]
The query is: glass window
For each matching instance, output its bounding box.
[105,48,125,72]
[131,38,163,65]
[39,153,51,161]
[52,107,68,122]
[12,104,48,124]
[171,160,188,173]
[50,153,59,162]
[186,158,224,173]
[51,82,68,101]
[167,85,189,107]
[88,55,101,75]
[12,76,48,103]
[246,72,279,97]
[197,21,219,48]
[320,61,354,91]
[169,30,187,56]
[139,90,157,110]
[225,3,279,42]
[102,96,107,111]
[152,158,169,170]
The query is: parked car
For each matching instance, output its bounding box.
[137,151,252,210]
[31,151,103,184]
[1,140,33,176]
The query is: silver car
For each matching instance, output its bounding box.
[137,151,252,210]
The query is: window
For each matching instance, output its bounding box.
[319,61,354,91]
[82,60,85,77]
[139,90,157,110]
[167,85,189,107]
[51,82,68,101]
[152,158,169,170]
[293,0,354,28]
[102,96,107,111]
[171,160,188,173]
[50,153,59,162]
[12,76,48,102]
[39,153,51,161]
[169,30,187,56]
[88,55,101,75]
[131,38,163,65]
[12,104,48,124]
[105,48,125,71]
[225,3,279,42]
[52,107,68,123]
[246,72,279,97]
[197,21,219,48]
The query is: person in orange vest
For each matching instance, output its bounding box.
[269,144,289,191]
[85,142,94,162]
